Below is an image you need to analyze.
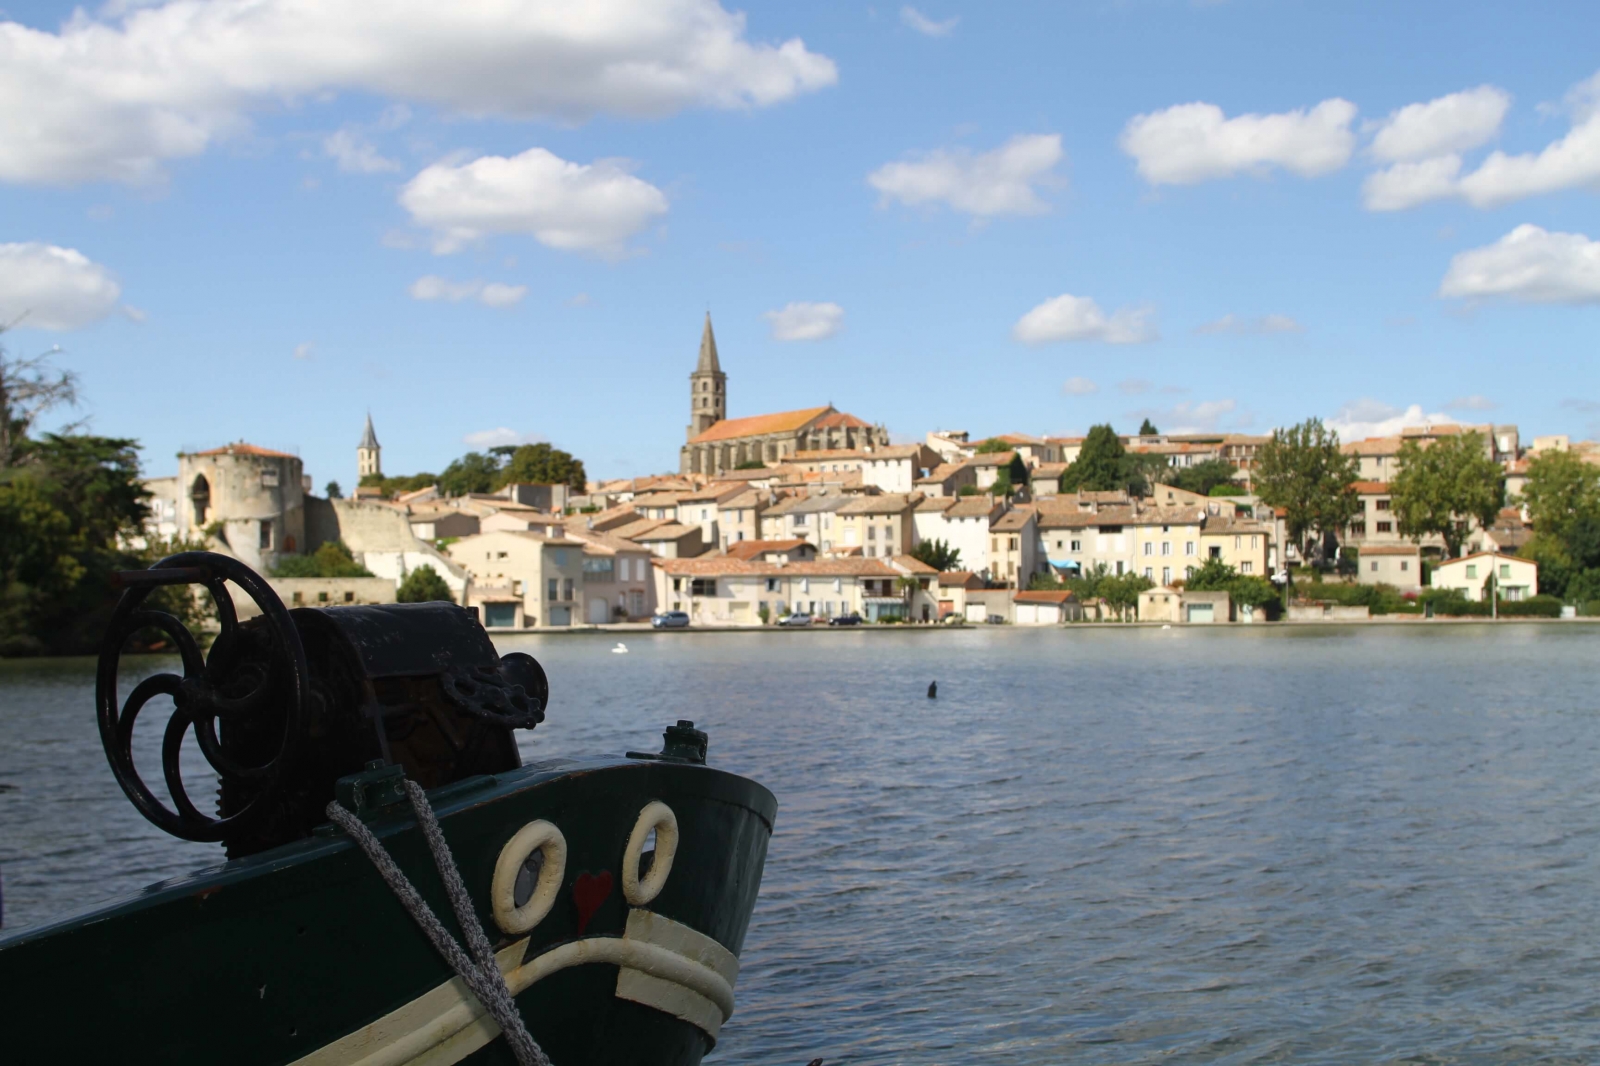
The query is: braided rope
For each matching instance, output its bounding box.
[325,782,550,1066]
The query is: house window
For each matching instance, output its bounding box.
[1466,564,1477,578]
[1500,564,1511,579]
[1161,541,1172,556]
[1209,546,1222,559]
[497,551,508,559]
[548,578,559,599]
[766,577,779,592]
[672,578,682,592]
[1241,562,1253,574]
[1144,567,1153,579]
[1251,535,1258,549]
[1234,535,1242,549]
[690,578,716,596]
[1400,561,1409,571]
[801,578,810,593]
[344,591,355,603]
[1162,566,1171,584]
[869,527,878,540]
[261,467,279,488]
[1070,539,1081,552]
[1370,561,1378,572]
[1376,521,1393,533]
[259,520,272,550]
[1376,499,1391,511]
[292,591,303,605]
[1185,541,1195,555]
[553,549,568,566]
[834,578,842,592]
[318,591,329,603]
[1143,542,1153,556]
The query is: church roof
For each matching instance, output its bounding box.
[359,413,380,450]
[192,442,297,459]
[687,406,832,444]
[695,313,721,375]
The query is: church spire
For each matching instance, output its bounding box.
[696,312,721,374]
[359,412,380,451]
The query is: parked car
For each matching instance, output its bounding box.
[651,611,691,629]
[828,613,863,626]
[778,613,813,627]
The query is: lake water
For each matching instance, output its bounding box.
[3,626,1600,1064]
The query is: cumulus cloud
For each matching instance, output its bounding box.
[763,301,843,341]
[1062,376,1098,396]
[1327,399,1454,441]
[1446,395,1496,412]
[323,129,399,174]
[1369,86,1510,163]
[399,148,668,257]
[1363,72,1600,211]
[408,275,528,308]
[1194,313,1303,335]
[1120,98,1356,185]
[868,134,1063,217]
[1012,293,1157,345]
[1151,398,1239,434]
[0,0,837,185]
[900,6,957,36]
[0,243,121,330]
[463,427,546,448]
[1439,224,1600,304]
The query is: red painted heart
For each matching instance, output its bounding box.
[572,870,613,935]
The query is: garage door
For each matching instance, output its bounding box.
[483,603,517,629]
[549,606,571,627]
[587,597,610,624]
[1186,603,1214,624]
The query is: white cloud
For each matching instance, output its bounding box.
[1457,113,1600,208]
[399,148,668,257]
[0,0,837,186]
[764,301,843,341]
[1369,86,1510,163]
[1120,98,1356,185]
[1362,154,1464,211]
[1446,394,1496,412]
[1118,379,1154,395]
[1438,224,1600,304]
[1013,293,1157,345]
[408,275,528,308]
[868,134,1063,217]
[293,341,313,360]
[1327,398,1454,441]
[0,243,121,330]
[900,6,957,36]
[1195,312,1303,335]
[323,129,399,174]
[566,292,592,307]
[463,427,545,448]
[1157,398,1239,434]
[1062,376,1098,396]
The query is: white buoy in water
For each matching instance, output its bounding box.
[1161,625,1171,630]
[612,642,629,654]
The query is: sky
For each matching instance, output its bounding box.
[2,0,1598,489]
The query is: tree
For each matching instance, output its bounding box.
[272,541,372,578]
[494,442,587,493]
[438,452,499,496]
[397,564,454,604]
[0,331,79,468]
[1253,418,1360,563]
[1165,459,1242,496]
[1060,425,1127,493]
[325,480,343,499]
[1138,418,1159,436]
[1520,449,1600,541]
[1390,431,1503,558]
[1100,572,1153,620]
[1183,556,1237,591]
[359,471,438,498]
[992,453,1029,497]
[974,437,1013,454]
[734,459,767,470]
[912,538,962,571]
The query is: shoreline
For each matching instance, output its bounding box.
[510,615,1600,635]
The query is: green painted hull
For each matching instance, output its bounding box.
[0,755,775,1065]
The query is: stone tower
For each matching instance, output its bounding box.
[357,413,381,480]
[686,313,726,441]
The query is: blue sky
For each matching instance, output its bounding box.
[2,0,1598,488]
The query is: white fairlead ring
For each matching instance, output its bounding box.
[490,820,568,934]
[622,800,678,906]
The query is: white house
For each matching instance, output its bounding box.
[1432,552,1539,602]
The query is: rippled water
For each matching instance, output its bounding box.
[4,626,1600,1064]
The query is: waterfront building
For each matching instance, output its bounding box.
[445,530,587,627]
[913,495,1004,580]
[654,553,937,624]
[1198,515,1272,577]
[990,507,1040,587]
[836,493,921,557]
[1013,588,1081,624]
[1432,552,1539,602]
[1356,544,1423,593]
[1034,500,1205,585]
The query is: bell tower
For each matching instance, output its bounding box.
[357,413,381,480]
[687,313,726,441]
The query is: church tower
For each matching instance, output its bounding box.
[357,413,382,480]
[686,313,727,441]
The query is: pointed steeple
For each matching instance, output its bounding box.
[359,412,380,450]
[696,312,721,374]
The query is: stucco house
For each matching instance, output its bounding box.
[1432,552,1539,601]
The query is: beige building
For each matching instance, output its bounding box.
[1199,515,1271,577]
[1013,589,1080,624]
[913,495,1005,579]
[990,508,1040,588]
[445,529,587,628]
[570,533,657,623]
[934,571,985,621]
[1356,544,1422,593]
[791,444,942,494]
[914,462,978,497]
[836,493,920,557]
[171,441,309,572]
[759,493,853,549]
[1433,552,1539,601]
[1036,501,1206,586]
[1138,587,1232,623]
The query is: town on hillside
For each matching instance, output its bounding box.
[141,316,1593,628]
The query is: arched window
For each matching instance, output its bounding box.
[190,475,212,526]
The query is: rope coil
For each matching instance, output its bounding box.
[325,780,550,1066]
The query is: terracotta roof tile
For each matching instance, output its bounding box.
[687,406,832,444]
[192,442,297,459]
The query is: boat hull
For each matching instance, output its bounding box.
[0,755,775,1066]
